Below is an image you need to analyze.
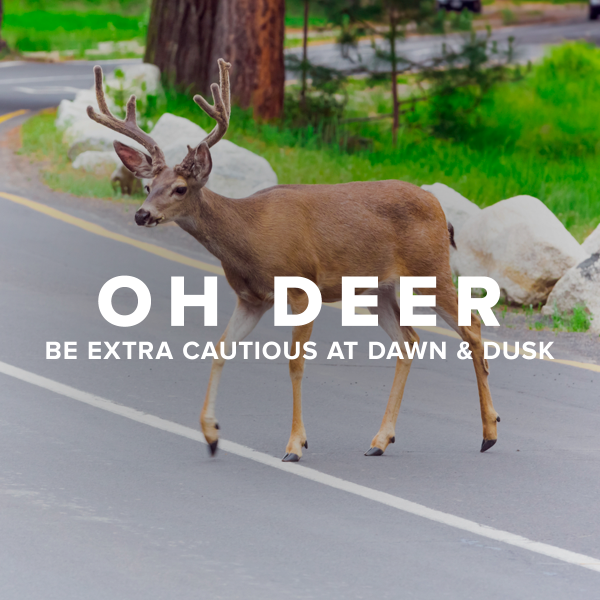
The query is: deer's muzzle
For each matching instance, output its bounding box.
[135,209,163,227]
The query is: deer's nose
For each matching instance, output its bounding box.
[135,209,151,226]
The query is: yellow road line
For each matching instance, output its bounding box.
[2,190,599,374]
[0,109,28,125]
[0,192,224,275]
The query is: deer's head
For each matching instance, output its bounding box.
[87,60,231,227]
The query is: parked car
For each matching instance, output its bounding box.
[591,0,600,20]
[438,0,482,13]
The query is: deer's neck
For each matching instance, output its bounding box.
[176,188,256,267]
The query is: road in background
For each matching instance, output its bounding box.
[288,18,600,74]
[0,59,139,116]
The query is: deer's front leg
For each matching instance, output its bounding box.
[283,296,314,463]
[201,298,267,456]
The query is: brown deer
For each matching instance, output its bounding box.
[87,60,500,462]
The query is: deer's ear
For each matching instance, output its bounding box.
[114,141,154,179]
[193,142,212,187]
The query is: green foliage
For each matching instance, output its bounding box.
[285,0,329,29]
[105,70,162,132]
[411,32,521,138]
[501,9,517,26]
[550,302,592,332]
[448,9,474,31]
[284,56,347,128]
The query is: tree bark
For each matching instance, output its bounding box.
[0,0,8,53]
[300,0,309,105]
[145,0,284,120]
[388,5,399,146]
[144,0,219,94]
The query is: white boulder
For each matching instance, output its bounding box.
[56,89,117,131]
[542,253,600,334]
[72,150,121,173]
[582,224,600,256]
[421,183,481,235]
[209,139,278,198]
[105,63,163,99]
[63,119,145,161]
[453,195,589,305]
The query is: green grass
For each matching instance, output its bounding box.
[2,0,149,54]
[285,0,329,29]
[20,109,139,202]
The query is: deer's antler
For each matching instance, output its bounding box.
[194,58,232,148]
[86,65,166,174]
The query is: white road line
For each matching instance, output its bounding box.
[1,357,599,574]
[14,86,87,95]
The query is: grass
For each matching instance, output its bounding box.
[19,109,140,202]
[18,42,600,242]
[285,0,329,29]
[498,299,592,333]
[2,0,149,55]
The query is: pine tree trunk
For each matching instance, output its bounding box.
[144,0,219,94]
[145,0,284,120]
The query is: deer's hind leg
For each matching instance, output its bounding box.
[365,282,418,456]
[430,269,500,452]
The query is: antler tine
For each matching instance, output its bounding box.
[86,65,165,171]
[193,58,231,148]
[217,58,231,118]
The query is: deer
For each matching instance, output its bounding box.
[87,59,500,463]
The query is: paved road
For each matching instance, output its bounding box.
[287,18,600,72]
[0,58,139,116]
[1,18,600,598]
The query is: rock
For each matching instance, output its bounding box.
[542,253,600,334]
[56,90,117,131]
[111,113,278,199]
[64,119,145,161]
[421,183,481,235]
[72,150,121,173]
[209,140,278,198]
[453,195,589,305]
[105,63,163,99]
[582,224,600,256]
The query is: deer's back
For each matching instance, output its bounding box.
[226,180,450,301]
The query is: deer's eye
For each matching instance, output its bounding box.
[144,185,150,194]
[175,187,187,195]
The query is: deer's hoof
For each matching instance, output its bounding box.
[480,439,497,453]
[282,453,300,462]
[365,447,384,456]
[208,440,218,457]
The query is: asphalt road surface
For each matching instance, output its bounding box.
[1,19,600,599]
[287,18,600,72]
